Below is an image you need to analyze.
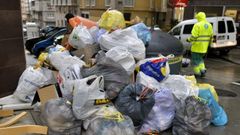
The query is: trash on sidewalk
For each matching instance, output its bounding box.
[172,96,212,135]
[99,28,146,60]
[114,84,155,126]
[98,9,126,31]
[68,25,94,49]
[105,46,136,75]
[13,66,56,103]
[160,75,199,101]
[128,23,151,44]
[138,87,175,134]
[82,106,135,135]
[81,51,130,99]
[4,9,230,135]
[41,98,82,134]
[199,89,228,126]
[72,75,110,120]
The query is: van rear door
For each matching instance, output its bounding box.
[215,19,227,48]
[225,18,237,46]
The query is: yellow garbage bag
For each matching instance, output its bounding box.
[34,52,48,69]
[99,10,126,31]
[198,83,219,102]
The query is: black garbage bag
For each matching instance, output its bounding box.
[81,51,130,99]
[172,96,212,135]
[41,98,82,135]
[114,83,155,126]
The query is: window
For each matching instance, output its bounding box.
[218,21,226,33]
[105,0,111,6]
[91,0,95,6]
[85,0,89,6]
[124,13,131,21]
[183,24,194,34]
[227,21,235,33]
[172,26,182,35]
[81,11,90,19]
[123,0,134,7]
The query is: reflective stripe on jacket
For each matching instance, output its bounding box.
[189,21,213,53]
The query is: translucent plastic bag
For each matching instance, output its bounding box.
[172,96,212,135]
[160,75,199,101]
[41,98,82,134]
[139,87,175,134]
[68,25,94,49]
[72,75,111,120]
[129,23,151,44]
[106,46,136,75]
[81,51,130,99]
[199,89,228,126]
[114,83,155,126]
[98,10,126,31]
[89,26,99,43]
[14,66,56,102]
[82,105,135,135]
[99,28,146,60]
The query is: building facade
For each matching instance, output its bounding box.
[79,0,168,28]
[21,0,30,23]
[51,0,79,27]
[184,0,240,23]
[30,0,56,28]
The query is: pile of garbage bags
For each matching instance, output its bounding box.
[13,9,228,135]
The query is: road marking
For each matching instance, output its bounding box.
[231,81,240,86]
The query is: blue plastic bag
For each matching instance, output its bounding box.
[140,58,168,82]
[129,23,151,44]
[198,89,228,126]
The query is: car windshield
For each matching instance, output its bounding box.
[45,28,61,38]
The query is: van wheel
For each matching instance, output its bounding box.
[220,49,230,55]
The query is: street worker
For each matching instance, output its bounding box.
[187,12,213,77]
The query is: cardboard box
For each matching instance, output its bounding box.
[71,44,100,64]
[32,84,61,110]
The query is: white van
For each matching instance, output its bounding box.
[169,17,237,54]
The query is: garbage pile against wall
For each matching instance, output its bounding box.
[12,9,228,135]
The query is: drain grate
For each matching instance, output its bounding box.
[215,89,237,97]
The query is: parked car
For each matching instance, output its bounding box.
[169,17,237,55]
[32,27,67,57]
[40,26,56,36]
[25,27,66,53]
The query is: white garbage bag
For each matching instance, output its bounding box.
[48,53,85,72]
[13,66,56,102]
[99,28,146,60]
[72,75,110,120]
[139,87,175,133]
[68,25,94,49]
[159,75,199,101]
[106,46,136,75]
[136,71,160,90]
